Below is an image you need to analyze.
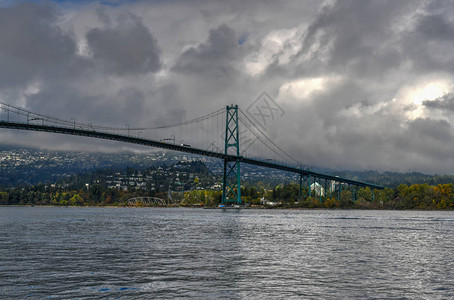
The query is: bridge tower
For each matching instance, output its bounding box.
[222,105,241,205]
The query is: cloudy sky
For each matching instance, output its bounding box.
[1,0,454,174]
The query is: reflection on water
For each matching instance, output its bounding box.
[1,207,453,299]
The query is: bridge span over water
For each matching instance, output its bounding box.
[0,102,384,204]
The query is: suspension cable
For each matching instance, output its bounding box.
[0,101,225,132]
[239,109,300,165]
[101,108,226,131]
[1,100,301,166]
[239,117,289,163]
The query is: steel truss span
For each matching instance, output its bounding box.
[0,121,384,190]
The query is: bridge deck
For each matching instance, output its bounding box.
[0,121,385,189]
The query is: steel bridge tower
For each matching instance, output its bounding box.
[222,105,241,205]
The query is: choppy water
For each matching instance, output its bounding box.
[1,207,453,299]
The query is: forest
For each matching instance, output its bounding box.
[1,159,454,209]
[1,182,453,210]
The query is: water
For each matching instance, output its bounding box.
[1,207,453,299]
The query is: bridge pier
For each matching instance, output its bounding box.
[338,182,342,201]
[353,185,357,203]
[298,173,302,202]
[308,176,312,197]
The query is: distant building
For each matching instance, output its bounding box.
[310,182,325,196]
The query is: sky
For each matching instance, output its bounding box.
[1,0,454,174]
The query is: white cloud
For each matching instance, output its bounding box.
[396,77,452,120]
[244,27,303,76]
[278,76,343,105]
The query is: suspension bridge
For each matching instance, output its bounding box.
[0,101,384,205]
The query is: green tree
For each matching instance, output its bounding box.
[0,192,8,205]
[88,184,103,202]
[357,187,373,202]
[69,194,84,206]
[340,190,353,207]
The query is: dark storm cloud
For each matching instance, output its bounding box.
[408,118,452,142]
[0,0,170,154]
[401,9,454,73]
[152,83,186,124]
[172,24,240,78]
[25,82,149,125]
[2,0,454,173]
[395,118,454,161]
[86,15,161,75]
[423,93,454,112]
[0,2,81,89]
[416,13,454,41]
[288,0,413,78]
[254,0,454,173]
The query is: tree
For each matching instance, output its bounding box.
[340,190,353,207]
[324,197,340,208]
[69,194,84,206]
[88,184,103,202]
[303,196,320,208]
[0,192,8,205]
[357,187,373,202]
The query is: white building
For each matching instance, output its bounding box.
[310,182,325,196]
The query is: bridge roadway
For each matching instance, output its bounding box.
[0,121,385,190]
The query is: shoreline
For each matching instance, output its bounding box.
[1,204,453,211]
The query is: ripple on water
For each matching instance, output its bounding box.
[0,207,453,299]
